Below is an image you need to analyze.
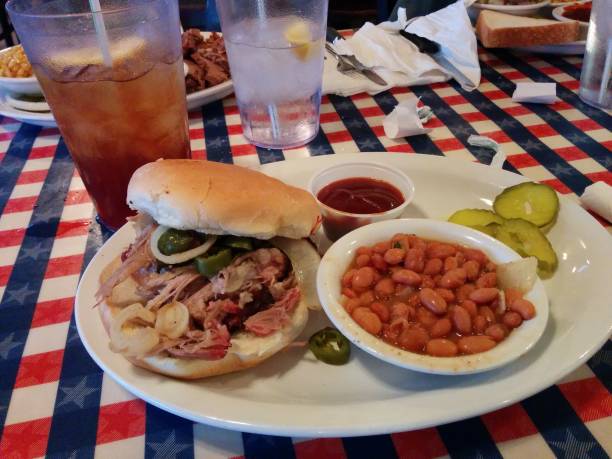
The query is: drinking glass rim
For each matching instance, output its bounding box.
[6,0,160,19]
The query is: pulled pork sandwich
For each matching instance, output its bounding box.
[96,160,322,379]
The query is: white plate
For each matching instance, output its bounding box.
[317,219,549,375]
[75,154,612,437]
[0,90,56,127]
[185,31,234,110]
[470,0,550,16]
[513,40,586,54]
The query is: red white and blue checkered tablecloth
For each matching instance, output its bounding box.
[0,47,610,459]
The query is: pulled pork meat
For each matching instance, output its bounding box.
[182,29,230,93]
[104,224,300,360]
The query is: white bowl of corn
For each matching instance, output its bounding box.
[0,45,42,95]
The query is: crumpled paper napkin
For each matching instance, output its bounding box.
[581,182,612,223]
[383,95,434,138]
[323,0,480,96]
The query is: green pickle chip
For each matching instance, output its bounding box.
[493,182,559,228]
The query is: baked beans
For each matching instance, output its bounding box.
[341,234,537,357]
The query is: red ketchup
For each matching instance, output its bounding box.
[316,177,405,241]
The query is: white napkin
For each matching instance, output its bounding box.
[512,82,559,104]
[383,95,433,138]
[581,182,612,223]
[322,0,480,97]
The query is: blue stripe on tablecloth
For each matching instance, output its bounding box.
[448,80,593,195]
[45,217,109,457]
[0,138,73,437]
[328,95,386,151]
[412,85,521,173]
[0,123,41,214]
[372,92,445,156]
[479,63,612,170]
[587,340,612,393]
[437,417,502,459]
[145,404,194,459]
[202,101,233,164]
[256,147,285,164]
[488,49,612,128]
[521,386,607,459]
[242,433,296,459]
[307,128,334,156]
[342,434,398,459]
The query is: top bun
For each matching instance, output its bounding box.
[127,159,321,239]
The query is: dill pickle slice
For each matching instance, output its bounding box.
[471,223,499,237]
[448,209,505,228]
[493,218,558,278]
[493,182,559,228]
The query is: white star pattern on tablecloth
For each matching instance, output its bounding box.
[5,283,36,304]
[207,137,229,149]
[433,106,453,116]
[0,333,22,359]
[20,242,47,261]
[258,151,279,163]
[205,117,224,127]
[148,431,191,459]
[309,145,331,155]
[10,138,31,150]
[549,163,573,177]
[357,138,380,150]
[333,100,354,111]
[550,429,598,459]
[451,125,473,137]
[344,118,366,129]
[522,139,544,152]
[56,377,97,409]
[540,111,561,121]
[1,160,23,174]
[498,118,518,128]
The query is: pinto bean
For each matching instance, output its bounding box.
[407,235,427,251]
[452,305,472,335]
[503,311,523,328]
[371,253,388,272]
[384,248,406,265]
[430,318,452,338]
[342,269,356,287]
[426,339,458,357]
[457,336,497,354]
[463,260,480,281]
[444,256,459,272]
[421,275,436,289]
[461,299,478,317]
[416,307,437,327]
[426,243,456,259]
[504,288,523,307]
[435,288,455,303]
[423,258,443,275]
[342,288,357,298]
[485,324,507,342]
[359,290,375,306]
[352,307,382,335]
[473,315,488,333]
[509,298,536,320]
[404,248,425,273]
[464,248,487,264]
[370,302,390,323]
[392,269,422,287]
[456,283,476,302]
[438,268,467,289]
[391,302,410,319]
[476,272,497,288]
[479,306,496,324]
[344,298,361,313]
[375,278,396,297]
[398,326,429,352]
[373,241,391,254]
[352,267,375,289]
[419,288,448,315]
[469,287,499,304]
[355,254,371,267]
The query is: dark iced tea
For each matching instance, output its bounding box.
[35,44,190,229]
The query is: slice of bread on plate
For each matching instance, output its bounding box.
[476,10,580,48]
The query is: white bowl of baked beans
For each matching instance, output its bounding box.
[317,218,549,375]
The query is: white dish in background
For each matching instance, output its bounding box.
[185,31,234,111]
[317,219,549,375]
[75,154,612,437]
[0,47,42,95]
[0,90,56,127]
[552,4,590,40]
[470,0,550,17]
[5,93,50,112]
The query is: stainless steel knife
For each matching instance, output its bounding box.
[326,27,388,86]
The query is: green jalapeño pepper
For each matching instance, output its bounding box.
[194,249,233,278]
[157,228,203,256]
[309,327,350,365]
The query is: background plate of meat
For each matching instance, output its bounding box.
[182,29,234,110]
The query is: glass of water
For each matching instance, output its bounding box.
[217,0,328,149]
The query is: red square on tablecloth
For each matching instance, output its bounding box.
[96,400,146,445]
[64,190,91,206]
[392,427,447,459]
[29,145,56,159]
[4,196,37,214]
[44,254,84,279]
[572,119,602,131]
[559,377,612,422]
[481,403,538,443]
[16,170,48,185]
[554,146,589,161]
[14,350,64,388]
[0,265,12,287]
[55,219,90,239]
[0,228,26,248]
[294,438,346,459]
[585,171,612,186]
[0,417,52,459]
[31,297,74,328]
[540,178,572,194]
[507,153,540,169]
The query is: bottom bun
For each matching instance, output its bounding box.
[98,238,318,380]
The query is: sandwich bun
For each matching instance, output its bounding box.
[99,238,320,380]
[127,159,321,240]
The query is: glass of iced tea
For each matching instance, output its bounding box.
[7,0,191,230]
